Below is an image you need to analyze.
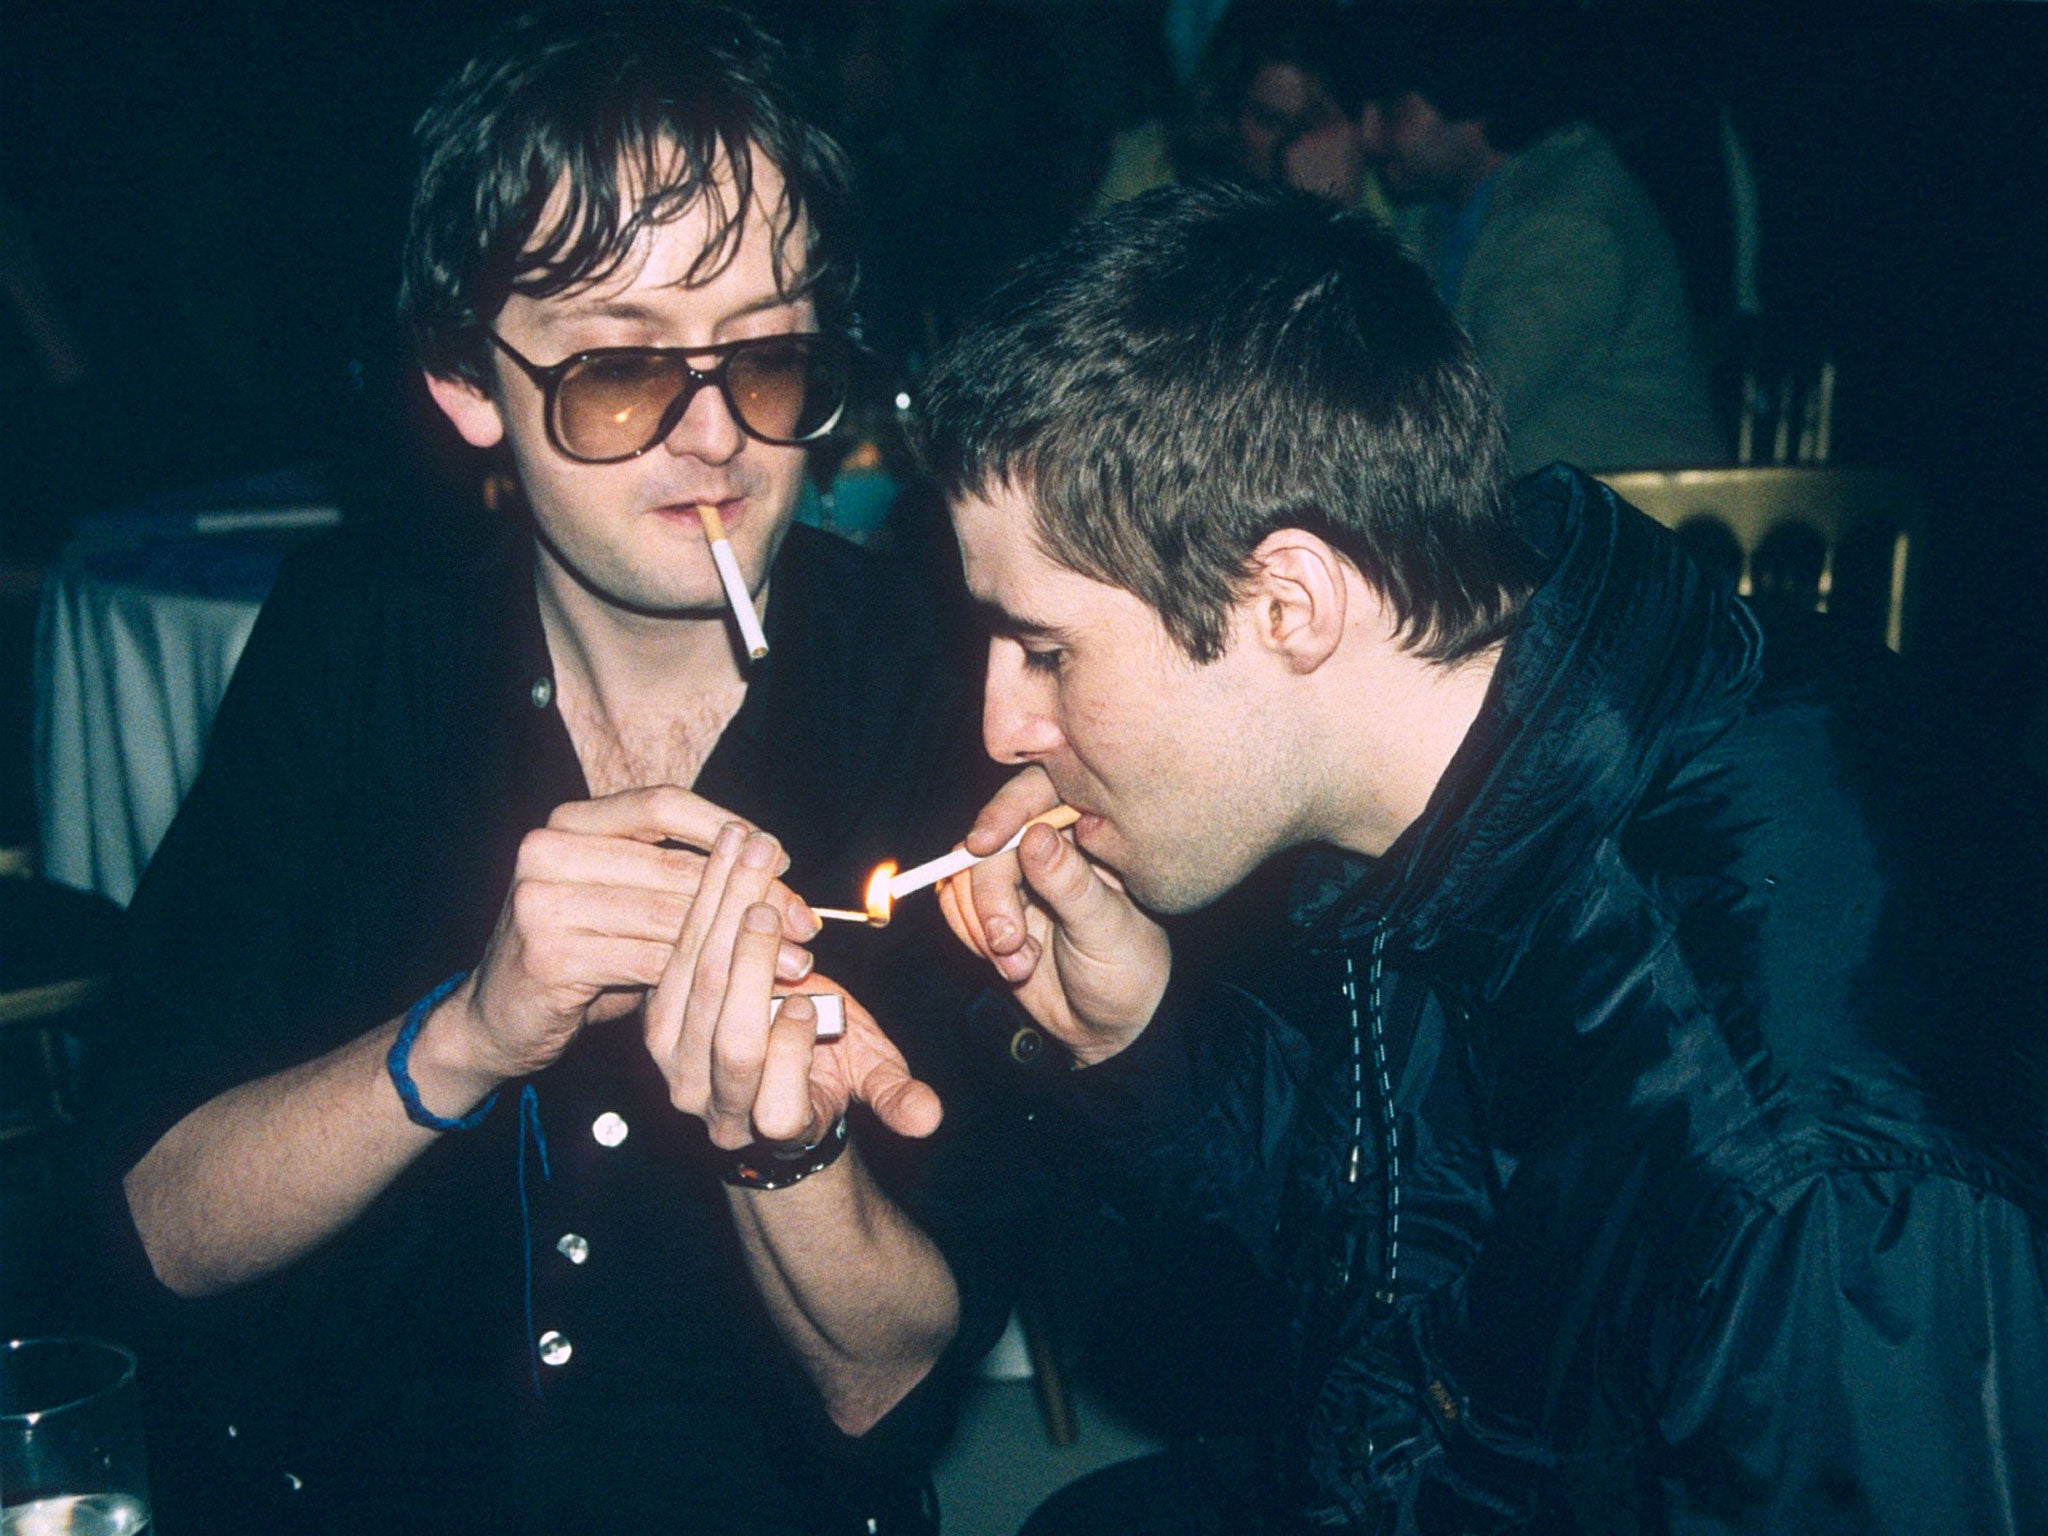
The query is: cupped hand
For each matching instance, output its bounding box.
[643,825,941,1152]
[937,769,1170,1065]
[447,787,819,1088]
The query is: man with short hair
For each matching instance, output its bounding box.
[920,181,2048,1534]
[101,7,1008,1533]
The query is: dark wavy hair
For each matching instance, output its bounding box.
[399,0,855,387]
[918,181,1533,665]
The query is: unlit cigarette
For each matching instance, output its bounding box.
[770,992,845,1040]
[698,503,769,660]
[887,805,1082,901]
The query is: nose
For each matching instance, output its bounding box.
[662,373,745,464]
[982,640,1064,765]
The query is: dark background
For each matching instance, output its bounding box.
[5,1,2046,812]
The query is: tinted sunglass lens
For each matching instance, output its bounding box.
[557,352,691,461]
[728,339,844,444]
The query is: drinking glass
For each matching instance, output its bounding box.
[0,1339,151,1535]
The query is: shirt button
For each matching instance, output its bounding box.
[530,676,553,709]
[591,1112,629,1147]
[1009,1026,1043,1064]
[538,1330,573,1367]
[556,1232,590,1265]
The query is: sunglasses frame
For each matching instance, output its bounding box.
[485,331,849,463]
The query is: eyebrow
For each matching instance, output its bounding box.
[968,594,1070,642]
[536,290,808,333]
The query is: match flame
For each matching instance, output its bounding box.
[864,862,897,927]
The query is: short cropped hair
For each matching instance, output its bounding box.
[400,0,854,388]
[918,182,1533,664]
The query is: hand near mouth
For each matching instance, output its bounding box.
[938,768,1170,1066]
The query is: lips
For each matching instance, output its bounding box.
[654,496,743,523]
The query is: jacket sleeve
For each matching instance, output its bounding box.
[1654,1168,2048,1534]
[1030,974,1316,1274]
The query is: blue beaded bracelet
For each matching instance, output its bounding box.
[387,971,498,1132]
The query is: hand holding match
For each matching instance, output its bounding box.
[812,805,1083,927]
[698,503,769,660]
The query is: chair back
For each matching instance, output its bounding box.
[1597,466,1921,653]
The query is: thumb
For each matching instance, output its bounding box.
[855,1054,945,1139]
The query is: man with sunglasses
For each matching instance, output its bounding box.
[99,6,1021,1534]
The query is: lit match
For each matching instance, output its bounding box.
[811,865,899,927]
[808,806,1082,929]
[698,503,769,660]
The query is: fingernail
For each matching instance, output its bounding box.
[715,822,744,856]
[794,904,823,941]
[985,917,1015,949]
[744,903,780,934]
[777,943,814,981]
[741,833,777,869]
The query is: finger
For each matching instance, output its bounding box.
[649,821,748,1078]
[545,795,819,939]
[963,766,1061,856]
[686,839,783,1141]
[936,869,992,959]
[751,995,820,1145]
[548,785,758,851]
[517,826,710,896]
[703,900,785,1147]
[1015,822,1141,954]
[515,877,702,949]
[963,839,1040,981]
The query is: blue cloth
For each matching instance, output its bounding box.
[1429,169,1498,309]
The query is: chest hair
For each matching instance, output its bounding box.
[560,682,747,798]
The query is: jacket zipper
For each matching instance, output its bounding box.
[1342,925,1400,1308]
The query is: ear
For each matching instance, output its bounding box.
[423,369,507,450]
[1244,530,1348,675]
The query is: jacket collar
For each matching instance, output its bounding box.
[1291,465,1763,976]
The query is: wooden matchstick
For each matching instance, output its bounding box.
[698,503,769,660]
[809,907,873,924]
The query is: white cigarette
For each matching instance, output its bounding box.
[770,992,845,1041]
[698,503,769,660]
[887,804,1082,900]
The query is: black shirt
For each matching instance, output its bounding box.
[99,512,1025,1536]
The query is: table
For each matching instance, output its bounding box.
[35,500,340,905]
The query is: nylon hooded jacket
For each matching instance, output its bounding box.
[1052,465,2048,1533]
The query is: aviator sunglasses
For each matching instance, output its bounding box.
[487,331,850,463]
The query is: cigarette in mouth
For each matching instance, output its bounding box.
[888,804,1082,902]
[698,503,769,660]
[770,992,845,1041]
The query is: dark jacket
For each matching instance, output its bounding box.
[1063,466,2048,1533]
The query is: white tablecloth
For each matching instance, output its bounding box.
[34,507,338,905]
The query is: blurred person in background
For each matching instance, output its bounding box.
[96,6,1025,1533]
[1326,9,1725,475]
[1096,0,1389,221]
